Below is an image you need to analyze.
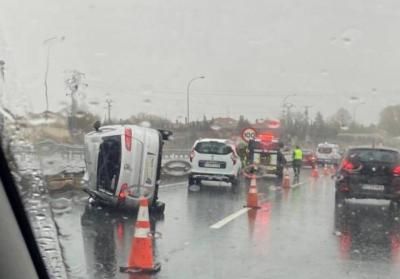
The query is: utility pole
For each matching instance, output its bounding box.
[43,36,65,116]
[281,94,296,124]
[65,70,86,134]
[303,105,312,123]
[105,98,112,124]
[304,105,312,142]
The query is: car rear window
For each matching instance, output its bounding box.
[195,142,232,155]
[347,149,399,164]
[318,147,333,154]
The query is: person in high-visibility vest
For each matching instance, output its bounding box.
[292,145,303,177]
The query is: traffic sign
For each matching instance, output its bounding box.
[241,127,257,142]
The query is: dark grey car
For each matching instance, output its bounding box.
[335,147,400,204]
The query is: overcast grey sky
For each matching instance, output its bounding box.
[1,0,400,124]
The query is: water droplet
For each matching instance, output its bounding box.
[342,37,351,44]
[75,111,87,118]
[189,184,200,192]
[51,198,72,215]
[210,125,221,131]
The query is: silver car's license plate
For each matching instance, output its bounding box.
[204,162,220,168]
[362,184,384,191]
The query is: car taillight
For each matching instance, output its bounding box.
[189,149,195,163]
[393,166,400,176]
[231,154,237,165]
[125,128,132,151]
[118,183,129,201]
[341,160,354,171]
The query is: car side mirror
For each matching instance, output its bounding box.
[93,120,101,132]
[158,129,173,141]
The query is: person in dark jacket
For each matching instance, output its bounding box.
[277,142,287,179]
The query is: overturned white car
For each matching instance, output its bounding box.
[83,122,172,213]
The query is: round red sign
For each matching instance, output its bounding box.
[241,127,257,142]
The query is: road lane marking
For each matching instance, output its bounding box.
[159,181,187,189]
[270,181,305,190]
[210,207,251,229]
[291,182,305,188]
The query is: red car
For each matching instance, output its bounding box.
[302,149,317,167]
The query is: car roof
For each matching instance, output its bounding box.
[317,142,338,147]
[346,146,400,153]
[195,138,231,144]
[85,124,150,138]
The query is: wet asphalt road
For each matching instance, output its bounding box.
[50,170,400,279]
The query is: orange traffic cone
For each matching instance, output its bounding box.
[282,168,291,188]
[120,196,161,274]
[311,166,319,178]
[246,174,260,208]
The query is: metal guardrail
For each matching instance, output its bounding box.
[162,149,190,161]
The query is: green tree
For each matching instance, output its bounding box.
[379,105,400,136]
[333,108,352,127]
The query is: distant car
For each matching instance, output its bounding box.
[189,138,242,187]
[335,147,400,209]
[247,138,286,178]
[302,149,316,167]
[83,123,172,213]
[316,142,341,165]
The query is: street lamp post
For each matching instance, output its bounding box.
[186,75,205,124]
[43,35,65,114]
[281,94,296,123]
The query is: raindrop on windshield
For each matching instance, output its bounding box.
[342,37,352,44]
[210,124,221,131]
[75,111,87,118]
[188,184,201,192]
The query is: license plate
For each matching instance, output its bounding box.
[362,184,384,191]
[204,162,220,168]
